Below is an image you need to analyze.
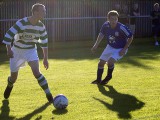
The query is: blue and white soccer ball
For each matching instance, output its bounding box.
[53,94,68,109]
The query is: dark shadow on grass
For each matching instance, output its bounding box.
[52,109,68,115]
[93,85,145,119]
[17,102,50,120]
[0,100,16,120]
[118,46,160,69]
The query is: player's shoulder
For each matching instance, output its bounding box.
[118,22,128,30]
[118,22,132,35]
[102,21,110,27]
[104,21,109,25]
[15,17,28,25]
[117,22,125,27]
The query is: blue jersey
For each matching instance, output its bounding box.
[100,22,132,48]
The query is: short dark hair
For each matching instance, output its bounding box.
[31,3,45,14]
[154,3,159,7]
[107,10,119,19]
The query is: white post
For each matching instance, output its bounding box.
[51,20,55,45]
[92,19,96,41]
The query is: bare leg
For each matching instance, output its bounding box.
[101,57,116,85]
[10,72,18,84]
[4,71,18,99]
[91,59,106,84]
[28,60,53,103]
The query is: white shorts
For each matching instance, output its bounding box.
[10,46,39,72]
[100,45,127,62]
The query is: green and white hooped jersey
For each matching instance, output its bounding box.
[3,17,48,49]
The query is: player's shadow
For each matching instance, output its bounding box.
[0,100,52,120]
[0,100,16,120]
[17,102,50,120]
[93,85,145,119]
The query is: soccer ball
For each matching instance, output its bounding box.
[53,94,68,109]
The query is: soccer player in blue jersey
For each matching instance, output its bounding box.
[2,3,53,103]
[91,10,133,85]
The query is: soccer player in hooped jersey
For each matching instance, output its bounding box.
[2,3,53,103]
[91,10,133,85]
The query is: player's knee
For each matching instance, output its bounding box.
[108,59,115,67]
[10,72,18,83]
[108,61,114,66]
[33,71,41,78]
[108,64,114,69]
[10,77,17,83]
[98,61,105,68]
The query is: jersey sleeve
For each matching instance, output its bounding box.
[100,22,108,35]
[120,25,133,38]
[2,20,22,45]
[38,25,48,48]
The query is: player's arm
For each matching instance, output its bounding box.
[41,46,49,70]
[91,33,104,53]
[39,25,49,70]
[3,20,21,45]
[119,35,133,56]
[123,35,133,50]
[119,25,133,56]
[91,22,107,53]
[3,20,21,58]
[133,11,140,16]
[42,47,49,70]
[6,44,13,58]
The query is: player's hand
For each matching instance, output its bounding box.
[7,50,14,58]
[119,49,126,56]
[43,59,49,70]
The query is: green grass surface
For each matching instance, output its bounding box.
[0,38,160,120]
